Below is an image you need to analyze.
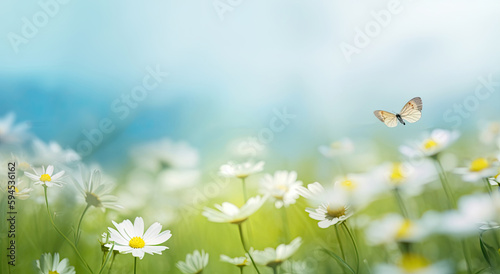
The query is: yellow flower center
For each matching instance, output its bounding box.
[330,141,342,149]
[7,186,20,193]
[470,158,490,172]
[277,184,288,192]
[85,192,102,207]
[230,217,248,225]
[423,139,438,150]
[19,162,31,170]
[399,254,430,271]
[326,205,346,219]
[129,236,145,249]
[272,184,289,199]
[40,174,52,182]
[236,174,249,179]
[396,220,413,239]
[49,271,59,274]
[237,259,249,267]
[340,180,357,191]
[390,163,406,183]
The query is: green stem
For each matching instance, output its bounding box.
[43,186,94,273]
[491,227,500,249]
[75,204,91,245]
[433,158,456,208]
[134,257,137,274]
[393,188,409,219]
[321,248,355,273]
[98,243,114,274]
[240,267,244,274]
[342,222,359,273]
[461,240,472,274]
[108,253,117,274]
[237,224,261,274]
[241,177,248,202]
[281,207,290,242]
[484,178,493,195]
[101,251,106,266]
[272,266,278,274]
[335,225,346,261]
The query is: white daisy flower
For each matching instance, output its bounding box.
[5,179,33,200]
[0,160,33,198]
[400,129,460,158]
[318,138,354,158]
[365,214,432,246]
[35,253,75,274]
[176,250,209,274]
[281,260,313,274]
[299,176,377,210]
[298,182,353,228]
[25,165,65,187]
[10,152,32,171]
[117,173,155,211]
[220,254,250,268]
[202,196,266,224]
[128,139,201,192]
[250,237,302,267]
[219,161,265,179]
[332,173,384,209]
[229,137,266,158]
[306,202,353,229]
[99,232,112,251]
[73,167,122,211]
[480,121,500,145]
[106,217,172,259]
[297,182,326,201]
[130,138,199,172]
[157,168,200,191]
[259,170,303,208]
[432,192,500,236]
[0,112,30,144]
[375,161,437,196]
[454,157,499,182]
[31,139,81,165]
[374,254,452,274]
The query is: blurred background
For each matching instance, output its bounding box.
[2,0,500,273]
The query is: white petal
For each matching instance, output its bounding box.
[143,222,162,241]
[318,219,335,228]
[108,227,129,246]
[147,230,172,245]
[113,220,132,240]
[132,249,145,259]
[143,245,167,255]
[46,165,54,176]
[51,171,65,181]
[122,219,136,238]
[25,172,40,181]
[134,217,145,237]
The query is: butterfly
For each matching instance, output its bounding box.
[374,97,422,127]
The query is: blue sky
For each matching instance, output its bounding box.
[1,0,500,168]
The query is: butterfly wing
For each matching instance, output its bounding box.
[374,110,398,127]
[399,97,422,123]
